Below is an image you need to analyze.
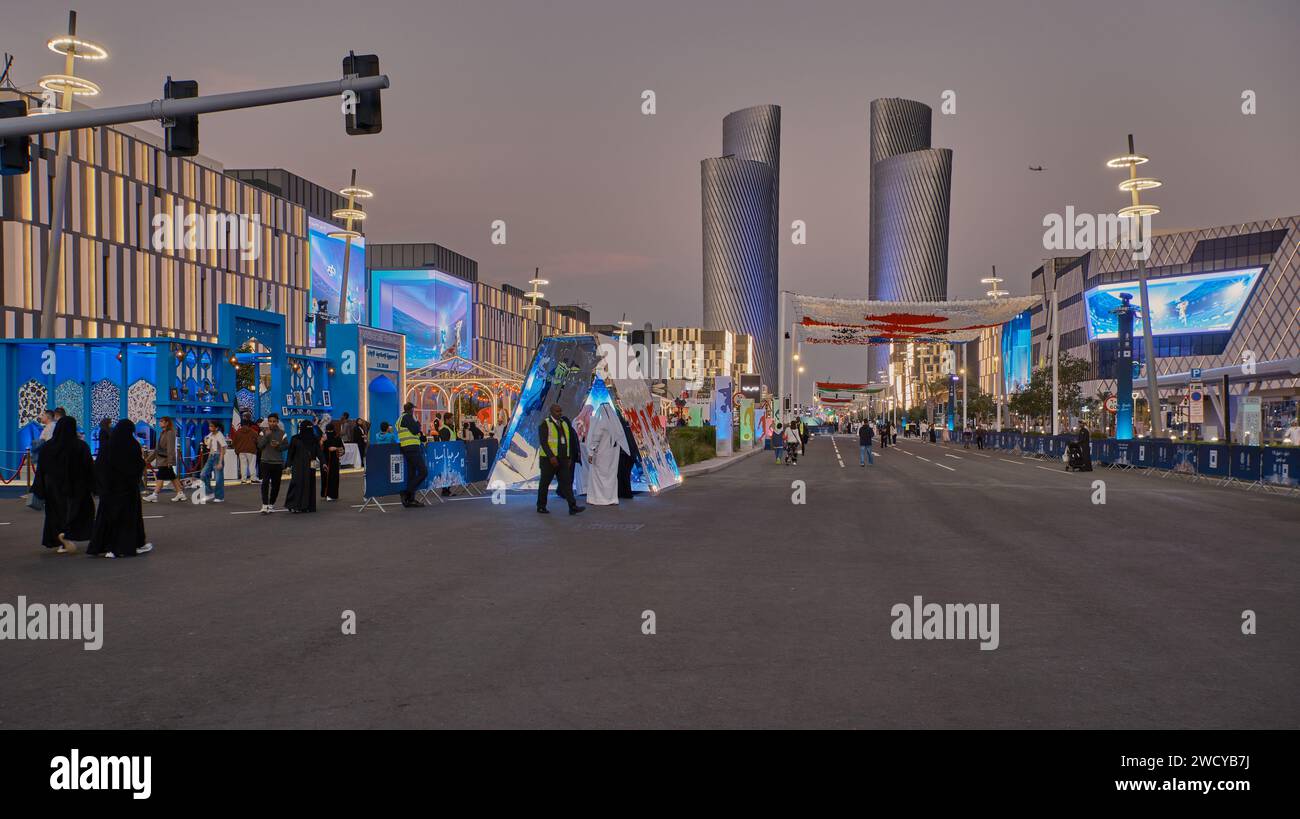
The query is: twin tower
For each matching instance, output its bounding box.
[701,99,951,392]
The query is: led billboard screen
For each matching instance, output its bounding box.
[1083,267,1263,340]
[308,216,367,323]
[369,269,473,369]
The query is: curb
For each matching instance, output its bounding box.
[679,445,766,478]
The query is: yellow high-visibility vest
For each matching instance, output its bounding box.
[545,417,569,456]
[397,416,421,447]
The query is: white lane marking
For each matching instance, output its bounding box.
[944,454,962,460]
[971,452,992,458]
[143,515,165,519]
[229,509,289,515]
[999,458,1025,465]
[0,522,10,526]
[1035,466,1073,475]
[917,456,932,463]
[935,462,956,472]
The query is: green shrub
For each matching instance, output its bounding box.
[669,425,717,466]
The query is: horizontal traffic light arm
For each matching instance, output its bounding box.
[0,74,389,139]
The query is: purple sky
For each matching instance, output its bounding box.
[6,0,1298,391]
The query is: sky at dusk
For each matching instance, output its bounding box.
[4,0,1297,391]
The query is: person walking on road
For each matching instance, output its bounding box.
[284,420,320,513]
[232,419,260,483]
[397,402,428,508]
[197,420,227,503]
[537,403,584,515]
[37,415,95,554]
[88,419,153,558]
[772,423,786,464]
[783,421,801,465]
[320,422,344,502]
[859,421,875,466]
[256,413,289,514]
[143,416,187,503]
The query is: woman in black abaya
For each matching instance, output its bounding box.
[88,420,152,558]
[284,420,319,513]
[320,423,343,502]
[38,416,95,554]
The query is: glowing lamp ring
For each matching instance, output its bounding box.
[1106,154,1149,168]
[326,230,363,241]
[47,37,109,60]
[339,186,374,199]
[38,74,101,97]
[1118,203,1160,219]
[331,207,366,221]
[524,290,545,299]
[1118,177,1162,192]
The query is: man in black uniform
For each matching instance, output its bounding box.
[397,402,429,508]
[537,403,584,515]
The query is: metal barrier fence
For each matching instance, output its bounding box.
[940,430,1299,494]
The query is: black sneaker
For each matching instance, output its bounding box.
[569,506,585,516]
[537,507,549,514]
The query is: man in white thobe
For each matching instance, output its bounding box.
[584,404,628,506]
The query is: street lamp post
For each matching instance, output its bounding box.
[1108,134,1163,437]
[38,11,107,338]
[331,171,373,325]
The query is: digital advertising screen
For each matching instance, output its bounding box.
[1083,267,1263,340]
[308,216,367,323]
[369,269,474,369]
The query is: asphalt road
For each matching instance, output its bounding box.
[1,436,1297,729]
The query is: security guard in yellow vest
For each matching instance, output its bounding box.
[397,402,429,508]
[537,403,584,515]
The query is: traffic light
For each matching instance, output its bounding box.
[343,53,382,135]
[0,98,31,176]
[163,77,199,157]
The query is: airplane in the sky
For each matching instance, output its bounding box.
[1029,165,1045,171]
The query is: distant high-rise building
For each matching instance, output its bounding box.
[702,105,780,393]
[867,98,952,376]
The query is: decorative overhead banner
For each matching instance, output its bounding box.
[815,381,881,394]
[791,294,1041,344]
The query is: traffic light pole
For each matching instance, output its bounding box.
[0,75,390,140]
[10,73,390,337]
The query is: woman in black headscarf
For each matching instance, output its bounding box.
[284,420,319,513]
[320,422,343,502]
[37,416,95,554]
[88,420,153,558]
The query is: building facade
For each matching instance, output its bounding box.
[702,105,780,393]
[1025,217,1300,439]
[867,98,953,377]
[1,119,315,350]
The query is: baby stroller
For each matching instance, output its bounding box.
[1065,442,1092,472]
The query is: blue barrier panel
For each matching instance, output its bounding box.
[464,438,499,483]
[1153,440,1177,470]
[1112,440,1134,466]
[1172,444,1199,473]
[1131,439,1157,468]
[422,440,467,490]
[1053,436,1072,459]
[1093,439,1115,465]
[1033,436,1048,456]
[1232,446,1262,481]
[363,442,408,499]
[1197,443,1230,477]
[1262,448,1300,487]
